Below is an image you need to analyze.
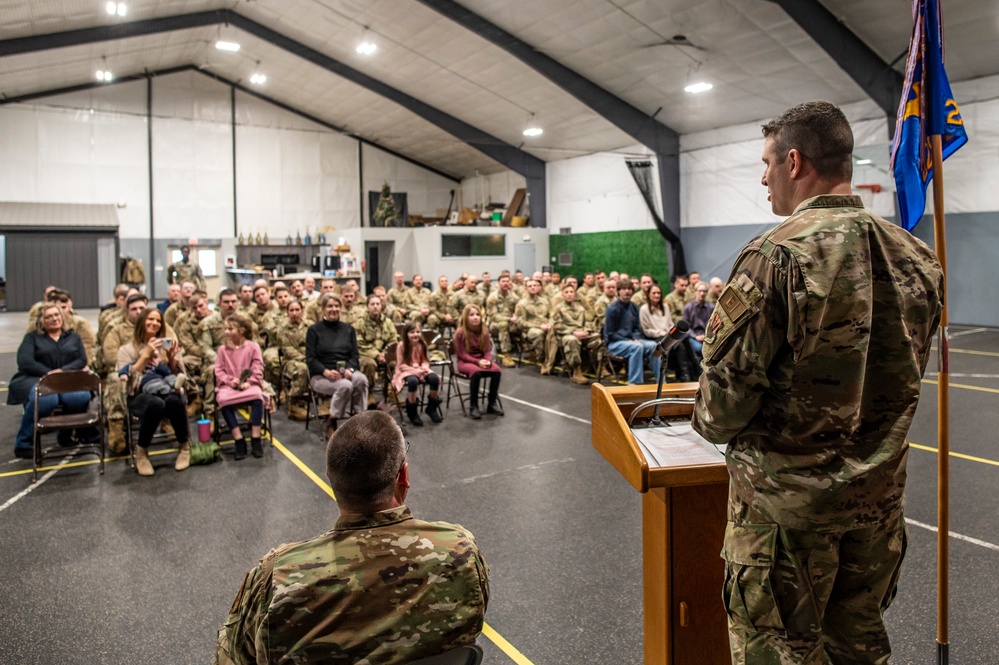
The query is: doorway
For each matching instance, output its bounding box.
[364,241,396,295]
[514,242,536,277]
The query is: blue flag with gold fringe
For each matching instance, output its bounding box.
[889,0,967,232]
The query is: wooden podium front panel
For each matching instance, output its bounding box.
[670,483,729,665]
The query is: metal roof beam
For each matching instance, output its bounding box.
[766,0,904,121]
[415,0,681,261]
[0,9,547,225]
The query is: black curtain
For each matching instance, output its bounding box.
[367,192,409,227]
[625,159,686,276]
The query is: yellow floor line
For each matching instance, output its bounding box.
[933,347,999,358]
[922,378,999,395]
[909,442,999,468]
[481,624,535,665]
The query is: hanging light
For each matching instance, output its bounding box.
[250,73,267,85]
[684,81,713,94]
[215,40,241,52]
[96,56,113,83]
[522,112,543,137]
[356,28,377,55]
[106,2,126,16]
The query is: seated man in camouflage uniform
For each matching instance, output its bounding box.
[547,283,601,384]
[514,278,552,368]
[477,271,494,301]
[236,284,255,316]
[176,293,219,416]
[338,287,364,326]
[278,299,310,421]
[448,275,483,324]
[592,278,617,332]
[164,280,196,330]
[385,271,411,323]
[407,273,432,326]
[372,285,397,324]
[427,275,454,331]
[215,410,489,664]
[273,285,293,321]
[486,273,520,367]
[663,274,689,323]
[101,293,150,452]
[354,294,397,403]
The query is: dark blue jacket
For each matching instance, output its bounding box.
[604,300,642,344]
[8,331,87,405]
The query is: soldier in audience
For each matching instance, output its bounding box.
[449,275,484,322]
[273,286,293,321]
[167,244,206,291]
[516,279,552,370]
[632,274,654,308]
[250,285,281,386]
[355,294,397,403]
[289,279,304,301]
[707,277,724,304]
[98,284,131,336]
[540,271,555,299]
[428,275,454,330]
[477,271,494,301]
[486,274,520,368]
[237,284,255,315]
[164,280,195,329]
[593,279,617,331]
[386,272,410,323]
[685,271,701,303]
[512,270,526,297]
[664,274,689,323]
[339,287,366,326]
[102,294,150,452]
[407,274,432,326]
[576,273,596,302]
[176,293,217,415]
[549,283,600,384]
[278,299,311,420]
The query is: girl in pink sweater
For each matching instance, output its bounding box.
[215,315,267,459]
[391,322,442,426]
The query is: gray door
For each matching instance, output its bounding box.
[6,232,103,311]
[514,242,536,277]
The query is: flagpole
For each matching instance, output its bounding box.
[930,134,949,665]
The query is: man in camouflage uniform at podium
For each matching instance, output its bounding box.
[692,101,943,664]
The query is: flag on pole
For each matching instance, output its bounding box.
[889,0,968,232]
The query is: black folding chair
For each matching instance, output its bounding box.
[31,369,105,483]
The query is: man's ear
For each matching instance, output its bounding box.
[398,461,411,490]
[786,148,804,179]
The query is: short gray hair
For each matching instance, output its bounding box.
[326,411,406,509]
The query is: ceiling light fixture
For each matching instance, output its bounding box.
[684,81,713,94]
[856,158,872,165]
[96,55,113,83]
[250,73,267,85]
[522,127,543,137]
[356,27,377,55]
[215,40,241,52]
[106,2,126,16]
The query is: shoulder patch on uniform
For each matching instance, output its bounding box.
[718,286,748,323]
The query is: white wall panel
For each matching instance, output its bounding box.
[361,144,456,224]
[547,149,657,234]
[459,170,527,211]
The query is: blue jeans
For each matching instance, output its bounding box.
[607,339,661,385]
[15,389,92,449]
[688,338,704,362]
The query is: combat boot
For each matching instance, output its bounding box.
[175,442,191,471]
[288,401,309,421]
[108,422,126,454]
[501,354,516,368]
[571,367,589,385]
[186,395,203,418]
[134,446,154,477]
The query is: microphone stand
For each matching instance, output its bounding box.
[650,340,684,427]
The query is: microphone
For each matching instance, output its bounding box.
[653,320,689,358]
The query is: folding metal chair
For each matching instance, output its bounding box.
[444,339,502,417]
[31,369,105,483]
[404,644,483,665]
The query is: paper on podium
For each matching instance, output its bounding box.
[630,423,726,469]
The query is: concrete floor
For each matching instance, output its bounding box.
[0,309,997,664]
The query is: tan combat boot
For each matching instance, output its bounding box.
[571,367,590,385]
[134,446,154,476]
[175,442,191,471]
[501,354,516,368]
[108,423,126,454]
[288,401,309,421]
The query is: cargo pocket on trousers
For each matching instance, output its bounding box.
[721,522,785,635]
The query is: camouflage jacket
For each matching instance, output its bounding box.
[340,304,366,327]
[408,286,432,312]
[354,312,397,359]
[691,195,943,530]
[177,312,208,360]
[552,300,594,337]
[428,290,452,319]
[198,312,226,363]
[631,290,647,309]
[304,300,324,325]
[277,320,310,363]
[486,289,519,325]
[215,505,489,665]
[250,302,280,347]
[514,295,551,329]
[386,286,410,312]
[592,294,612,331]
[167,260,206,291]
[449,289,484,320]
[163,301,188,330]
[663,291,685,323]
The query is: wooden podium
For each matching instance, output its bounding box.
[592,383,730,665]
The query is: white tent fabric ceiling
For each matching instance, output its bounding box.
[0,0,997,179]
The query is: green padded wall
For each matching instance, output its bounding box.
[548,229,670,286]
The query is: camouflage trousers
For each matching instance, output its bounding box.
[409,311,427,327]
[557,333,602,369]
[359,356,385,400]
[184,356,216,409]
[723,499,906,665]
[489,320,517,354]
[282,359,309,399]
[262,347,282,388]
[104,374,125,422]
[524,326,548,363]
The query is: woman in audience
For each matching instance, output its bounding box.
[639,283,694,382]
[306,293,368,440]
[8,304,91,458]
[215,314,267,460]
[638,284,672,339]
[116,307,190,476]
[392,321,443,427]
[454,304,502,419]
